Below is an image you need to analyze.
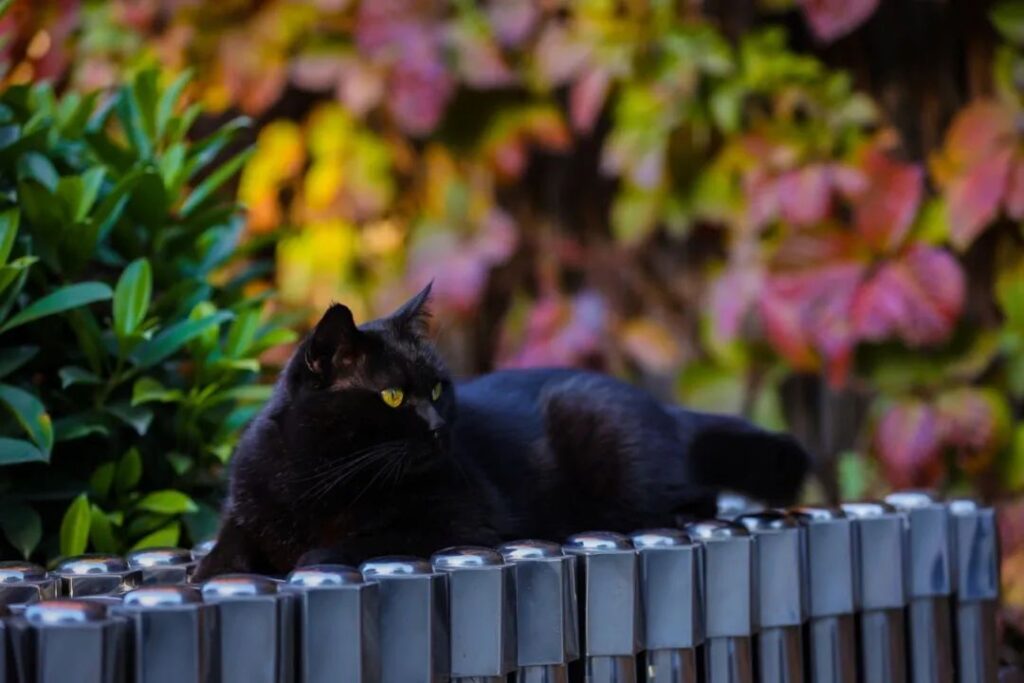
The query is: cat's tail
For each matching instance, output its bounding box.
[668,407,811,507]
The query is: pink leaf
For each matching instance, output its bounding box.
[874,401,944,489]
[709,266,762,343]
[947,148,1013,251]
[854,151,923,253]
[486,0,539,47]
[936,388,1009,474]
[852,246,964,346]
[449,24,517,89]
[939,102,1016,172]
[570,67,611,135]
[776,165,832,227]
[387,39,455,135]
[801,0,880,43]
[533,23,590,87]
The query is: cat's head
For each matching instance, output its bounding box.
[285,283,455,455]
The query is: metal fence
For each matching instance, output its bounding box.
[0,491,1001,683]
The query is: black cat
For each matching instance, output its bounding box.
[193,284,810,579]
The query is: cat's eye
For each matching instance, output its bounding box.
[380,388,404,408]
[431,382,442,401]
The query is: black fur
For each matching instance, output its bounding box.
[194,285,809,579]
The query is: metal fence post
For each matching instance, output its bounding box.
[683,520,755,683]
[498,540,580,683]
[736,512,806,683]
[950,499,1000,683]
[630,529,703,683]
[361,557,449,683]
[563,532,643,683]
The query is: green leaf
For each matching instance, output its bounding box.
[135,490,198,515]
[131,522,180,551]
[133,69,160,142]
[106,403,153,435]
[113,258,152,340]
[0,437,45,465]
[53,413,109,442]
[115,83,152,159]
[89,505,119,554]
[0,503,41,558]
[225,307,260,358]
[187,116,250,175]
[0,345,37,379]
[90,462,115,499]
[181,147,254,216]
[157,69,192,139]
[59,493,91,557]
[59,366,101,389]
[131,377,183,405]
[18,151,59,190]
[0,383,52,456]
[115,447,142,493]
[992,1,1024,44]
[131,310,233,368]
[0,207,19,265]
[0,255,37,301]
[0,281,112,334]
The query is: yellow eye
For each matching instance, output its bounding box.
[380,388,404,408]
[431,382,442,401]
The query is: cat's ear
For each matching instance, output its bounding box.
[390,281,432,338]
[305,303,361,375]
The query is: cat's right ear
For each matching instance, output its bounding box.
[305,303,361,376]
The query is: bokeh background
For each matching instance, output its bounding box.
[3,0,1024,658]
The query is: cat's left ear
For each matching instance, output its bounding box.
[390,281,432,338]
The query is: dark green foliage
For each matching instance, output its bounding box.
[0,69,293,562]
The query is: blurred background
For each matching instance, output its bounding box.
[2,0,1024,657]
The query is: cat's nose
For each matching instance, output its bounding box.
[416,403,446,434]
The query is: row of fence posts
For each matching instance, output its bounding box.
[0,491,1002,683]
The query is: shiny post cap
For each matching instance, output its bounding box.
[287,564,366,588]
[361,555,448,683]
[738,511,806,628]
[201,573,296,683]
[286,563,380,683]
[563,532,642,657]
[0,561,47,583]
[884,490,954,597]
[498,540,579,667]
[55,553,143,597]
[360,556,435,577]
[0,560,58,608]
[25,599,109,625]
[191,539,216,560]
[630,529,703,649]
[791,506,858,616]
[949,499,999,602]
[683,519,755,638]
[841,501,908,610]
[127,547,197,585]
[717,492,767,521]
[200,573,278,599]
[122,584,203,608]
[432,546,516,678]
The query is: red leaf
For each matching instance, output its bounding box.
[570,67,611,135]
[387,38,455,135]
[938,102,1015,172]
[852,246,964,346]
[759,263,863,380]
[854,151,923,253]
[801,0,879,43]
[947,148,1013,251]
[709,265,762,343]
[874,401,944,489]
[776,165,832,228]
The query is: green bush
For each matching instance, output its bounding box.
[0,68,293,562]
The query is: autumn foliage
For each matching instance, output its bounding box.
[4,0,1024,639]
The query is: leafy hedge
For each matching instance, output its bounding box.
[0,68,292,562]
